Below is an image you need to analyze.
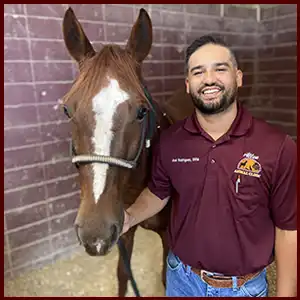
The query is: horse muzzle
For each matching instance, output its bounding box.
[75,223,120,256]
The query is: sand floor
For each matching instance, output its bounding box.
[4,227,276,297]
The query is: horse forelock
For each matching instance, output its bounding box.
[62,44,147,116]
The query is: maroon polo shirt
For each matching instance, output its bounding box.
[148,103,296,276]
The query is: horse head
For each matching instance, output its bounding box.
[62,7,159,256]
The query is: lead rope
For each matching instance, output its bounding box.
[117,238,141,297]
[114,86,158,298]
[116,86,168,298]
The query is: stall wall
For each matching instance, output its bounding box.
[253,5,297,139]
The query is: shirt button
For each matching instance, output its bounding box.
[211,159,216,164]
[212,145,216,148]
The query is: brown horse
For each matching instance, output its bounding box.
[61,7,193,296]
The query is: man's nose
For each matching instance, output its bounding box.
[203,70,216,84]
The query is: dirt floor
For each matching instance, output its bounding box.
[4,227,277,297]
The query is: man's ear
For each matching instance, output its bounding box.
[185,77,190,94]
[236,69,243,87]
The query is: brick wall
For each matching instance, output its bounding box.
[4,4,297,279]
[253,4,297,140]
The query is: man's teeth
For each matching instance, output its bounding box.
[203,89,220,94]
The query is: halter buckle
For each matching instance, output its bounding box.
[145,139,151,148]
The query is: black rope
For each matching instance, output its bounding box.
[115,86,155,297]
[143,85,156,141]
[117,238,141,297]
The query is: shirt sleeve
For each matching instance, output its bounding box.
[147,137,172,200]
[270,135,297,230]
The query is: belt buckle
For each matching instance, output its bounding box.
[200,269,205,280]
[200,269,213,281]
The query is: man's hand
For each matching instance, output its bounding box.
[121,210,134,235]
[120,188,169,236]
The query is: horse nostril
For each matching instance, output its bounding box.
[111,224,119,242]
[85,243,98,256]
[74,224,83,245]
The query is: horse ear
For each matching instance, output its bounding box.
[62,7,95,63]
[126,8,152,63]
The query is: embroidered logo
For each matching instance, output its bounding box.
[234,152,262,178]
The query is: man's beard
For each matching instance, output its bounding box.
[190,84,237,115]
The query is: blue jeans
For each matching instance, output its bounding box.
[166,251,268,297]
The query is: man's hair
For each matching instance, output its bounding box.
[185,35,238,73]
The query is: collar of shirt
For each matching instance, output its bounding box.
[183,102,253,141]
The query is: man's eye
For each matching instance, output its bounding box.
[216,68,226,72]
[193,71,203,76]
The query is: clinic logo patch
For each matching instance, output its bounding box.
[234,152,261,178]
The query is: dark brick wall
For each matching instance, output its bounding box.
[4,4,297,279]
[251,4,297,139]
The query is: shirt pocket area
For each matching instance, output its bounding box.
[230,173,264,219]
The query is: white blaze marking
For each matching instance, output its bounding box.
[92,78,129,204]
[96,242,102,253]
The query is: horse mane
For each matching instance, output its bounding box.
[62,44,148,115]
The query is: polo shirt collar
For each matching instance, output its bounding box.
[183,102,253,137]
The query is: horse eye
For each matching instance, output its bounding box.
[63,105,72,119]
[137,106,148,120]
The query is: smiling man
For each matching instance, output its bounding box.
[122,35,297,297]
[187,45,240,117]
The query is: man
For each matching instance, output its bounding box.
[122,35,297,297]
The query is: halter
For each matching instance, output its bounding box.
[63,85,158,169]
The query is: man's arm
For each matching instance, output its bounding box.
[269,135,297,297]
[275,227,297,297]
[122,187,170,234]
[121,132,171,234]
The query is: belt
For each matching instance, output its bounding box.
[191,267,261,288]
